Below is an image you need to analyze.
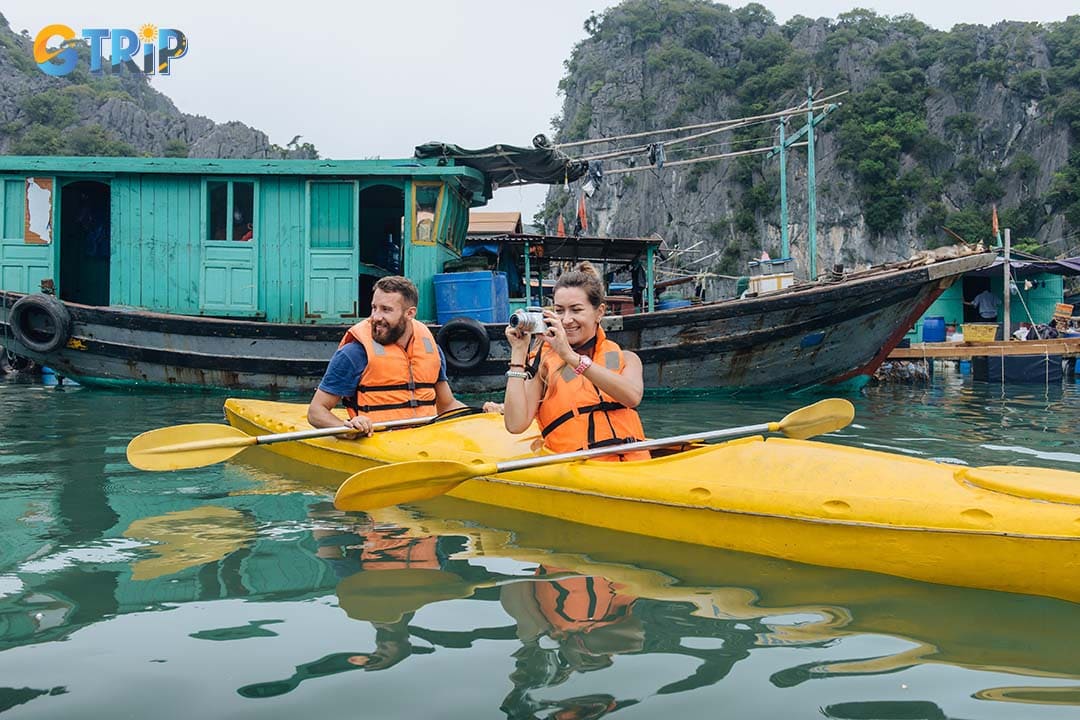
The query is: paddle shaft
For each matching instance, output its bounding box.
[254,416,433,446]
[494,422,776,473]
[154,416,435,455]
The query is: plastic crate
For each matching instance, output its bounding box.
[963,323,999,342]
[748,273,794,294]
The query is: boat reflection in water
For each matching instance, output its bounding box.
[228,447,1080,715]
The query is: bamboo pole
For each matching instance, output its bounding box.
[1004,229,1011,339]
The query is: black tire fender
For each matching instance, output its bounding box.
[436,317,491,372]
[9,294,72,355]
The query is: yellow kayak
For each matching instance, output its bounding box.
[223,398,1080,604]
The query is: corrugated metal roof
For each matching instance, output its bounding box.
[468,211,522,234]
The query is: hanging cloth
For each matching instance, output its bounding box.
[574,191,588,236]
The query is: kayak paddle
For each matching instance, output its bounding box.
[127,415,435,471]
[334,398,855,511]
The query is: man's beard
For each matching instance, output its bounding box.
[372,317,407,345]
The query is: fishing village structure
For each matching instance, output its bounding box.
[890,249,1080,383]
[0,143,993,393]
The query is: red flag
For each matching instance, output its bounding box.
[556,214,566,237]
[576,192,588,234]
[991,204,999,237]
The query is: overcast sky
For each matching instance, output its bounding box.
[7,0,1077,217]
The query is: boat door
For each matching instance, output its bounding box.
[357,182,405,317]
[200,179,260,316]
[304,180,360,321]
[58,179,111,305]
[0,176,54,294]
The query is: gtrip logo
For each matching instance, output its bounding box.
[33,24,188,77]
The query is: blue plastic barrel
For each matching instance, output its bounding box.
[922,316,946,343]
[433,271,501,324]
[656,299,692,311]
[493,272,509,322]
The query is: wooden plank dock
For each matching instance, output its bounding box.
[889,337,1080,360]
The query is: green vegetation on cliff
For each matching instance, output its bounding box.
[553,1,1080,269]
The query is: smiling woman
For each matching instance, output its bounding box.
[501,261,648,461]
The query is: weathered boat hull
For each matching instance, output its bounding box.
[0,253,993,393]
[222,398,1080,604]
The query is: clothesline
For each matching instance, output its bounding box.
[555,90,847,150]
[603,142,808,175]
[574,101,837,163]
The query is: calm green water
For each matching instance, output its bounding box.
[3,368,1080,719]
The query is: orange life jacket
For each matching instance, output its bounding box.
[530,566,636,635]
[535,326,648,461]
[338,318,441,421]
[360,528,440,570]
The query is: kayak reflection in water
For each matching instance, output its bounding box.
[237,506,474,699]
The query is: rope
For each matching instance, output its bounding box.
[604,143,807,175]
[555,91,847,149]
[577,112,808,163]
[1009,266,1043,339]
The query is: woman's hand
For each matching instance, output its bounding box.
[539,309,575,364]
[504,324,532,353]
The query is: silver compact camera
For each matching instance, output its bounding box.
[508,306,546,334]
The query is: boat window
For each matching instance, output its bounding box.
[233,182,254,241]
[208,181,228,240]
[206,180,256,242]
[412,182,442,246]
[439,194,457,251]
[443,188,469,254]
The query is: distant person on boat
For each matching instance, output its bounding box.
[966,289,1001,321]
[307,275,466,437]
[501,261,649,461]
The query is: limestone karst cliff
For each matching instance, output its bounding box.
[547,1,1080,281]
[0,13,317,160]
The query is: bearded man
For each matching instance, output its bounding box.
[307,276,466,437]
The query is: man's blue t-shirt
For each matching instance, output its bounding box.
[318,342,449,397]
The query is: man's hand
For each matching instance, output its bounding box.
[342,414,375,437]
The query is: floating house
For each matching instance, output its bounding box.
[0,156,488,324]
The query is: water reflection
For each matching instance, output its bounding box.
[235,612,431,699]
[122,506,255,581]
[360,496,1080,711]
[4,381,1080,717]
[821,700,963,720]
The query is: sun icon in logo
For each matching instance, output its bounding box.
[138,24,158,44]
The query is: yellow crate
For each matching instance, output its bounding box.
[963,323,998,342]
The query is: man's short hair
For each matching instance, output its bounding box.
[373,276,419,309]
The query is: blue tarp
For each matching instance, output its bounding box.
[967,256,1080,277]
